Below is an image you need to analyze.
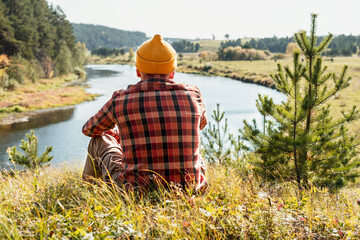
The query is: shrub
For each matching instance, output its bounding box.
[6,63,24,84]
[218,47,267,61]
[202,104,243,166]
[199,51,218,61]
[203,63,212,72]
[25,59,42,83]
[0,71,11,90]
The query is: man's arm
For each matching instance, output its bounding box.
[82,95,116,137]
[199,93,207,130]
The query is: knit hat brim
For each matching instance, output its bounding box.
[136,52,177,75]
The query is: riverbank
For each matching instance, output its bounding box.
[0,74,97,125]
[88,54,277,88]
[87,54,360,90]
[0,164,359,238]
[88,54,360,129]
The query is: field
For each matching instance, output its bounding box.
[193,38,253,52]
[193,39,223,52]
[0,164,359,239]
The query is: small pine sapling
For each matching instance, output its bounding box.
[7,130,53,170]
[241,14,360,189]
[202,104,244,166]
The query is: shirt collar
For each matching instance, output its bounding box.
[140,74,174,83]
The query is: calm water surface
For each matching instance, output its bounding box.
[0,65,285,167]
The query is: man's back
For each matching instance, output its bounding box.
[82,34,208,191]
[82,74,207,189]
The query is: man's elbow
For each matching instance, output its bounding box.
[82,125,93,137]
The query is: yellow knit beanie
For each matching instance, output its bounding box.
[135,34,177,75]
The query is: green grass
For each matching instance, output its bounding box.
[0,164,359,239]
[193,40,222,52]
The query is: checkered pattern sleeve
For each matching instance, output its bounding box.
[82,93,116,137]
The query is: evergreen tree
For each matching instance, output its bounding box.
[203,104,244,166]
[241,14,360,189]
[7,130,53,170]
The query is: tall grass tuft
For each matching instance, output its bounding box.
[0,164,359,239]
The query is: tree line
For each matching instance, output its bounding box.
[219,35,360,56]
[91,48,126,57]
[72,23,147,51]
[171,40,200,53]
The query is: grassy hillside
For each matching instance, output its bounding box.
[193,39,253,52]
[0,164,359,239]
[193,40,222,52]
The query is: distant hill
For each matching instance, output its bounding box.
[72,23,148,50]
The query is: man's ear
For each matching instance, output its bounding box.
[169,72,175,79]
[136,69,141,78]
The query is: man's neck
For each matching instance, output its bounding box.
[140,74,171,82]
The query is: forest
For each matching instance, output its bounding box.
[0,0,75,59]
[0,0,85,88]
[72,23,147,50]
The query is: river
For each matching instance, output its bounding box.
[0,64,285,168]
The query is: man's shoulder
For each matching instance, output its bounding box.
[176,82,202,94]
[110,89,126,99]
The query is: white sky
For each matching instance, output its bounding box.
[47,0,360,39]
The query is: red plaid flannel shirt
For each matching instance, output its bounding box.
[82,74,207,190]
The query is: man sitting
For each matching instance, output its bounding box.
[82,34,207,191]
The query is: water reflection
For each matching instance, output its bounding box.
[0,107,75,134]
[85,68,123,79]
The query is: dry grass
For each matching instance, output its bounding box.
[0,164,359,239]
[0,74,96,120]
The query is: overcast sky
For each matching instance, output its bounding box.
[47,0,360,39]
